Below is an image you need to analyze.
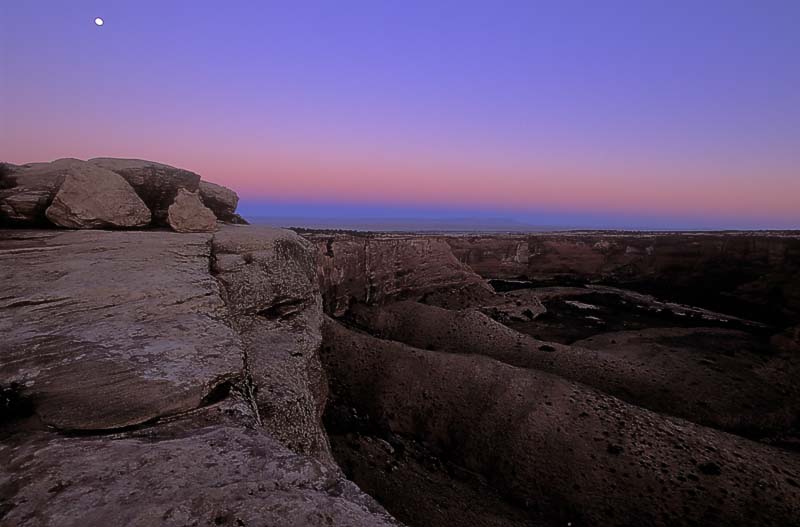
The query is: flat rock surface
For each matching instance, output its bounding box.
[0,229,240,430]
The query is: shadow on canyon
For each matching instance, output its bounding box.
[307,230,800,527]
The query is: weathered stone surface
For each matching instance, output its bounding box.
[89,157,201,224]
[0,410,400,527]
[44,165,151,229]
[167,188,218,233]
[212,226,331,459]
[200,180,239,221]
[0,189,52,225]
[0,158,76,226]
[322,318,800,527]
[0,226,400,526]
[306,233,491,316]
[0,229,239,430]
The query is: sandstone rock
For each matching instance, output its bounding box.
[89,157,201,224]
[212,227,331,459]
[0,229,238,430]
[0,159,76,226]
[0,189,52,225]
[0,408,400,527]
[0,226,401,526]
[45,165,151,229]
[306,233,491,316]
[167,188,218,233]
[200,180,240,222]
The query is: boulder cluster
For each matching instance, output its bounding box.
[0,158,246,232]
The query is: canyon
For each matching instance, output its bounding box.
[2,159,799,526]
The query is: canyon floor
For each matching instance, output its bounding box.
[2,225,800,526]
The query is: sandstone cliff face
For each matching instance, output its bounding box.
[307,233,490,316]
[0,226,400,526]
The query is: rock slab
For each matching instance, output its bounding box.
[45,166,151,229]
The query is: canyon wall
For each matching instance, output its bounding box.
[445,233,800,324]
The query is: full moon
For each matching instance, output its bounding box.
[94,17,104,26]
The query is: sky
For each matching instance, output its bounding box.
[1,1,799,229]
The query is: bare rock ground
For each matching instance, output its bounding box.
[0,226,401,526]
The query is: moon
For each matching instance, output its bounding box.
[94,17,104,26]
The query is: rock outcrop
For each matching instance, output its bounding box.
[0,159,74,226]
[45,165,151,229]
[0,157,245,231]
[200,180,243,223]
[167,188,218,233]
[0,226,400,526]
[211,227,331,458]
[306,233,491,316]
[88,157,202,225]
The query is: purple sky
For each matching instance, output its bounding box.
[2,1,799,229]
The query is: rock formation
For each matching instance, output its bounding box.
[306,233,491,316]
[167,188,218,233]
[200,180,244,223]
[45,165,151,229]
[0,157,245,233]
[0,226,400,526]
[88,157,202,225]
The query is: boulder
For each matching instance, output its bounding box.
[167,188,218,233]
[45,166,151,229]
[199,180,240,222]
[89,157,201,224]
[0,159,77,226]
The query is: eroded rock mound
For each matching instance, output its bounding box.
[322,317,800,527]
